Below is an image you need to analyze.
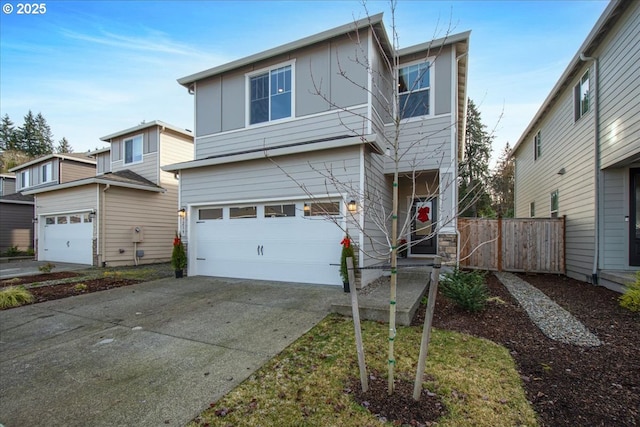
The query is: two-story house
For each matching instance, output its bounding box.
[512,0,639,291]
[0,172,34,253]
[164,14,469,287]
[20,121,193,266]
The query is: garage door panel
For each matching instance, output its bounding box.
[42,215,93,265]
[192,211,343,285]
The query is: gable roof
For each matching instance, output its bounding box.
[99,120,193,142]
[0,192,34,205]
[9,153,95,172]
[177,13,389,86]
[512,0,630,154]
[22,169,165,195]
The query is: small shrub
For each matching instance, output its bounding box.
[0,286,34,309]
[38,262,55,273]
[3,246,20,257]
[26,248,35,256]
[74,283,88,292]
[440,268,489,312]
[619,272,640,313]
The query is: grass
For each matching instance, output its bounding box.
[189,314,537,427]
[0,286,34,309]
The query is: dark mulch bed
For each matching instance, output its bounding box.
[348,371,446,426]
[26,278,143,304]
[0,272,80,287]
[408,273,640,427]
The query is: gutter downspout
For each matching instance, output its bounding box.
[455,50,469,268]
[580,53,600,285]
[102,184,110,267]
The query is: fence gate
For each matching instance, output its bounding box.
[458,217,565,274]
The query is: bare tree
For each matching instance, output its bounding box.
[264,2,477,396]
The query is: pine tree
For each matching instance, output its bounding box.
[0,114,17,151]
[16,110,38,155]
[490,143,515,217]
[35,112,54,156]
[459,98,494,217]
[56,137,73,153]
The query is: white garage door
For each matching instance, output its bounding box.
[191,201,345,286]
[41,213,93,265]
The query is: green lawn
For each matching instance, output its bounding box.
[190,314,538,427]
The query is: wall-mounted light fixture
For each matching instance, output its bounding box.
[32,217,38,224]
[178,208,186,218]
[347,199,357,213]
[557,168,566,175]
[89,210,96,219]
[303,203,310,213]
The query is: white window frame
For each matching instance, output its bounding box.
[574,70,590,121]
[123,134,143,165]
[397,58,435,120]
[20,170,30,189]
[533,130,541,161]
[245,60,296,127]
[41,162,53,183]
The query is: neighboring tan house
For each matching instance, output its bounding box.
[21,121,193,266]
[512,0,639,291]
[0,173,34,253]
[164,14,469,287]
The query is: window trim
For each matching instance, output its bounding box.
[245,60,296,127]
[574,69,590,121]
[41,162,53,183]
[397,57,435,120]
[533,130,541,161]
[123,134,144,165]
[20,170,30,189]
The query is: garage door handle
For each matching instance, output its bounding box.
[257,245,264,256]
[67,241,70,247]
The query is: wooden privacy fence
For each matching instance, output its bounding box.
[458,217,565,273]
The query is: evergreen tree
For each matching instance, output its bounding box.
[35,112,54,156]
[490,143,515,217]
[56,137,73,153]
[459,98,494,217]
[0,114,17,151]
[16,110,38,156]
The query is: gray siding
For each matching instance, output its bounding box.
[514,65,597,282]
[0,177,16,195]
[195,105,368,160]
[111,127,160,183]
[0,202,33,251]
[180,146,362,243]
[601,168,627,269]
[598,0,640,169]
[383,114,453,174]
[193,31,370,143]
[96,152,111,175]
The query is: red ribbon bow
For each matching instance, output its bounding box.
[341,237,351,248]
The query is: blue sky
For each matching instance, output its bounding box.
[0,0,608,165]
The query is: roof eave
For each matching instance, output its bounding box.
[100,120,193,142]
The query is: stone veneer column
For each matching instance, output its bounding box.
[437,234,457,265]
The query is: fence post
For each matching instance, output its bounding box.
[497,215,503,272]
[347,257,368,392]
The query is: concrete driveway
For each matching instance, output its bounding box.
[0,276,343,426]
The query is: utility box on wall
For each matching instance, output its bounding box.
[132,226,144,242]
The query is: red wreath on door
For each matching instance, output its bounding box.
[417,205,430,223]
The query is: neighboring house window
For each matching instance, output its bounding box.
[530,202,535,218]
[398,61,431,119]
[249,64,293,125]
[533,131,541,160]
[574,70,590,121]
[20,170,29,189]
[124,135,143,164]
[41,162,53,183]
[550,190,559,218]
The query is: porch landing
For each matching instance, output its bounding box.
[600,270,637,293]
[331,262,432,326]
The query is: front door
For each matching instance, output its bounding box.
[630,169,640,266]
[410,198,437,255]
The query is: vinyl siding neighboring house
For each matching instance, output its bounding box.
[165,14,469,287]
[512,0,640,291]
[0,173,17,196]
[23,121,193,267]
[0,192,34,253]
[10,153,96,192]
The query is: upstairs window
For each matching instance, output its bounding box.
[20,170,29,189]
[249,64,292,125]
[41,162,53,183]
[550,190,559,218]
[124,135,143,164]
[533,131,541,161]
[574,70,590,121]
[398,61,431,119]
